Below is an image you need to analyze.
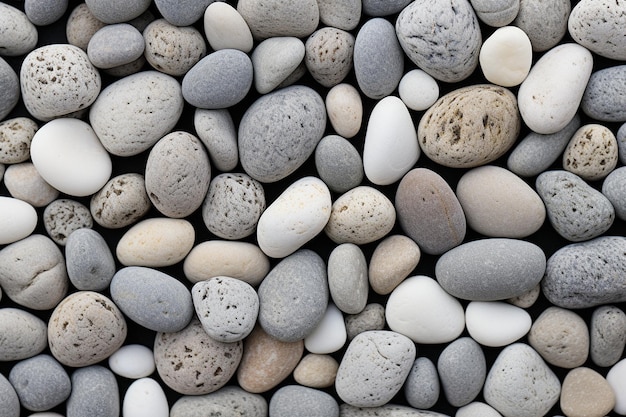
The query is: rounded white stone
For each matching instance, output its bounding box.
[30,118,112,197]
[109,344,156,379]
[123,378,168,417]
[204,2,253,53]
[479,26,532,87]
[465,301,532,347]
[386,275,465,344]
[0,196,38,245]
[325,83,363,138]
[607,359,626,414]
[305,303,347,354]
[398,69,439,111]
[363,96,420,186]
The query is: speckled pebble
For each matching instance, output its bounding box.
[3,162,59,207]
[514,0,570,51]
[251,37,305,95]
[43,199,92,246]
[0,3,38,56]
[369,235,420,295]
[237,0,319,40]
[582,65,626,122]
[315,135,364,194]
[591,306,626,368]
[194,109,238,172]
[90,173,151,229]
[65,228,115,291]
[560,367,615,417]
[563,124,618,181]
[0,373,19,417]
[87,24,144,69]
[66,366,119,417]
[65,3,106,51]
[470,0,519,26]
[293,354,339,389]
[0,308,48,361]
[0,117,38,164]
[0,58,19,121]
[154,0,213,26]
[328,243,368,315]
[569,0,626,60]
[317,0,360,30]
[9,354,71,412]
[305,27,354,88]
[404,357,440,410]
[84,0,151,24]
[344,303,386,341]
[170,386,268,417]
[270,385,339,417]
[203,2,253,52]
[438,337,486,407]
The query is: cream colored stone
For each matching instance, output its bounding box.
[325,83,363,138]
[293,353,339,388]
[369,235,420,295]
[560,367,615,417]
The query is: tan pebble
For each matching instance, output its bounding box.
[369,235,420,295]
[3,162,59,207]
[563,124,618,181]
[0,117,38,164]
[144,19,207,76]
[305,27,354,88]
[293,353,339,388]
[560,367,615,417]
[66,3,106,50]
[325,83,362,138]
[507,283,540,308]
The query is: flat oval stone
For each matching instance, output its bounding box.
[143,19,206,76]
[315,135,364,194]
[154,0,212,26]
[569,0,626,60]
[325,83,362,138]
[67,366,119,417]
[563,124,618,181]
[318,0,360,30]
[395,168,466,255]
[514,0,570,51]
[345,303,386,341]
[0,196,37,245]
[328,243,368,314]
[304,303,347,354]
[0,3,38,56]
[305,27,354,88]
[270,385,339,417]
[237,0,319,40]
[465,301,532,347]
[0,373,19,417]
[87,23,144,69]
[4,162,59,207]
[170,386,268,417]
[396,0,481,83]
[65,228,115,291]
[239,85,326,183]
[43,198,93,246]
[518,43,593,134]
[9,354,71,412]
[203,2,253,52]
[90,173,151,229]
[251,37,305,95]
[0,57,19,121]
[336,330,416,407]
[369,234,420,295]
[0,308,48,361]
[398,69,439,112]
[436,238,546,301]
[404,357,440,410]
[122,378,168,417]
[561,367,615,417]
[438,337,486,407]
[293,354,339,389]
[386,275,465,344]
[591,305,626,367]
[470,0,519,26]
[0,117,38,165]
[194,109,238,172]
[479,26,532,87]
[116,218,195,267]
[108,344,156,379]
[582,65,626,122]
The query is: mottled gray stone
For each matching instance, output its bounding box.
[0,57,19,121]
[345,303,386,341]
[328,243,368,315]
[87,23,144,69]
[85,0,151,24]
[582,65,626,122]
[315,135,364,193]
[362,0,412,16]
[237,0,319,40]
[194,108,238,172]
[154,0,214,26]
[469,0,519,26]
[43,198,93,246]
[270,385,339,417]
[67,366,119,417]
[9,354,71,412]
[590,305,626,367]
[603,166,626,221]
[0,373,19,417]
[170,385,268,417]
[305,27,354,88]
[24,0,68,25]
[438,337,486,407]
[514,0,570,51]
[0,308,47,361]
[65,228,115,291]
[404,357,440,410]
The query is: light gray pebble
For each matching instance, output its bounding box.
[90,173,151,229]
[590,305,626,367]
[469,0,519,26]
[0,117,38,164]
[87,23,144,69]
[251,37,305,95]
[404,357,440,410]
[305,27,354,88]
[340,404,450,417]
[317,0,360,30]
[438,337,486,407]
[66,366,119,417]
[194,109,238,172]
[85,0,151,24]
[362,0,412,16]
[345,303,386,341]
[0,57,19,121]
[3,162,59,207]
[619,122,626,164]
[456,402,504,417]
[239,85,326,183]
[328,243,368,315]
[582,65,626,122]
[602,166,626,221]
[536,170,614,242]
[202,173,265,240]
[237,0,319,40]
[24,0,68,26]
[154,0,214,26]
[44,199,93,246]
[0,4,38,56]
[514,0,570,51]
[170,385,268,417]
[65,228,115,291]
[65,3,106,51]
[110,266,194,333]
[0,308,48,361]
[315,135,363,193]
[9,354,71,412]
[569,0,626,60]
[0,373,19,417]
[354,18,404,99]
[144,19,206,77]
[182,49,253,109]
[270,385,339,417]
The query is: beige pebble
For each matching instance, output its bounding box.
[563,124,619,181]
[325,83,362,138]
[293,353,339,389]
[507,283,540,308]
[305,27,355,88]
[0,117,38,164]
[65,3,106,50]
[369,235,420,295]
[90,173,151,229]
[144,19,207,76]
[3,162,59,207]
[560,367,615,417]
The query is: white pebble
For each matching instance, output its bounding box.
[398,69,439,111]
[607,358,626,414]
[0,196,38,245]
[203,2,253,52]
[479,26,532,87]
[122,378,169,417]
[465,301,532,347]
[305,303,347,354]
[108,344,156,379]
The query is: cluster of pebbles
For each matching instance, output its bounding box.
[1,0,626,416]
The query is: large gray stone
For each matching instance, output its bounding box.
[9,354,71,412]
[269,385,339,417]
[437,337,486,407]
[67,366,119,417]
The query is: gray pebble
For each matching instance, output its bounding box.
[237,0,319,40]
[340,404,450,417]
[328,243,368,315]
[542,236,626,308]
[44,198,93,246]
[0,57,19,121]
[582,65,626,122]
[404,357,440,410]
[251,36,305,95]
[239,85,326,183]
[154,0,214,26]
[602,166,626,221]
[144,19,206,77]
[317,0,360,30]
[194,109,239,172]
[90,173,151,229]
[354,18,404,99]
[66,3,106,51]
[9,354,71,412]
[3,162,59,207]
[438,337,486,407]
[305,27,354,88]
[315,135,364,194]
[362,0,412,16]
[470,0,519,26]
[619,122,626,164]
[110,266,194,333]
[345,303,386,341]
[0,373,19,417]
[0,4,38,56]
[170,386,268,417]
[536,170,614,242]
[514,0,570,51]
[65,228,116,291]
[258,249,329,342]
[85,0,151,24]
[66,366,119,417]
[0,117,38,164]
[0,308,48,361]
[25,0,68,26]
[87,23,144,69]
[590,305,626,367]
[270,385,339,417]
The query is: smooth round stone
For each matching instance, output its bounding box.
[325,83,362,139]
[608,359,626,414]
[85,0,151,24]
[0,373,19,417]
[582,65,626,122]
[336,330,416,407]
[43,199,93,246]
[518,43,593,134]
[257,249,329,342]
[237,325,304,393]
[543,236,626,309]
[470,0,518,26]
[48,291,127,366]
[203,2,252,52]
[479,26,532,87]
[318,0,360,30]
[345,303,386,341]
[315,135,364,194]
[529,307,590,369]
[398,69,439,112]
[65,228,115,291]
[0,308,48,361]
[457,402,504,417]
[116,218,195,267]
[111,266,194,333]
[418,84,520,167]
[0,117,38,164]
[395,168,466,255]
[194,109,238,172]
[256,176,331,258]
[154,318,242,395]
[569,0,626,60]
[386,275,465,344]
[9,354,71,412]
[251,37,305,95]
[270,385,339,417]
[192,277,259,342]
[237,0,319,40]
[0,57,19,121]
[143,19,206,76]
[183,240,270,286]
[369,235,420,295]
[536,170,615,242]
[354,18,404,99]
[404,357,440,410]
[108,344,155,379]
[87,24,144,69]
[0,196,38,245]
[561,367,615,417]
[438,337,486,407]
[465,301,532,347]
[328,243,368,315]
[591,306,626,368]
[0,234,67,310]
[293,354,339,389]
[90,173,151,229]
[239,85,326,183]
[65,3,107,51]
[0,4,38,56]
[304,303,347,354]
[89,70,183,156]
[456,165,546,238]
[67,366,119,417]
[514,0,570,51]
[171,386,268,417]
[325,186,396,245]
[484,343,561,417]
[436,238,546,301]
[24,0,68,26]
[305,27,354,88]
[396,0,481,83]
[4,162,59,207]
[154,0,212,26]
[122,378,168,417]
[563,124,618,181]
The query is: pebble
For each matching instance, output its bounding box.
[171,386,267,417]
[108,344,156,379]
[608,359,626,414]
[182,240,270,286]
[238,85,326,183]
[536,170,615,242]
[438,337,486,407]
[456,402,503,417]
[344,303,386,341]
[618,123,626,164]
[194,109,239,172]
[237,325,304,393]
[0,3,38,56]
[479,26,532,87]
[154,318,242,395]
[270,385,339,417]
[43,199,93,246]
[543,236,626,308]
[386,275,465,344]
[465,301,532,347]
[257,249,328,342]
[122,378,168,417]
[328,243,368,314]
[398,69,439,112]
[154,0,212,26]
[0,197,38,245]
[404,357,440,410]
[340,404,450,417]
[250,37,304,96]
[456,165,546,238]
[514,0,570,51]
[470,0,519,26]
[353,18,404,99]
[317,0,360,30]
[0,117,38,164]
[0,58,19,121]
[325,83,362,138]
[590,305,626,367]
[306,27,354,89]
[84,0,151,24]
[4,162,59,207]
[363,96,419,185]
[324,186,396,245]
[65,3,106,50]
[362,0,411,16]
[569,0,626,60]
[396,0,481,83]
[89,173,151,229]
[9,354,71,412]
[293,354,339,389]
[483,343,561,417]
[304,303,347,354]
[0,308,48,361]
[0,234,68,310]
[66,366,119,417]
[0,373,19,417]
[65,228,115,291]
[336,330,416,407]
[369,235,420,295]
[518,43,593,134]
[236,0,319,40]
[315,134,364,193]
[582,65,626,122]
[89,70,183,156]
[418,84,520,168]
[560,367,615,417]
[87,24,144,69]
[203,2,252,53]
[563,124,618,181]
[395,168,466,255]
[256,176,331,258]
